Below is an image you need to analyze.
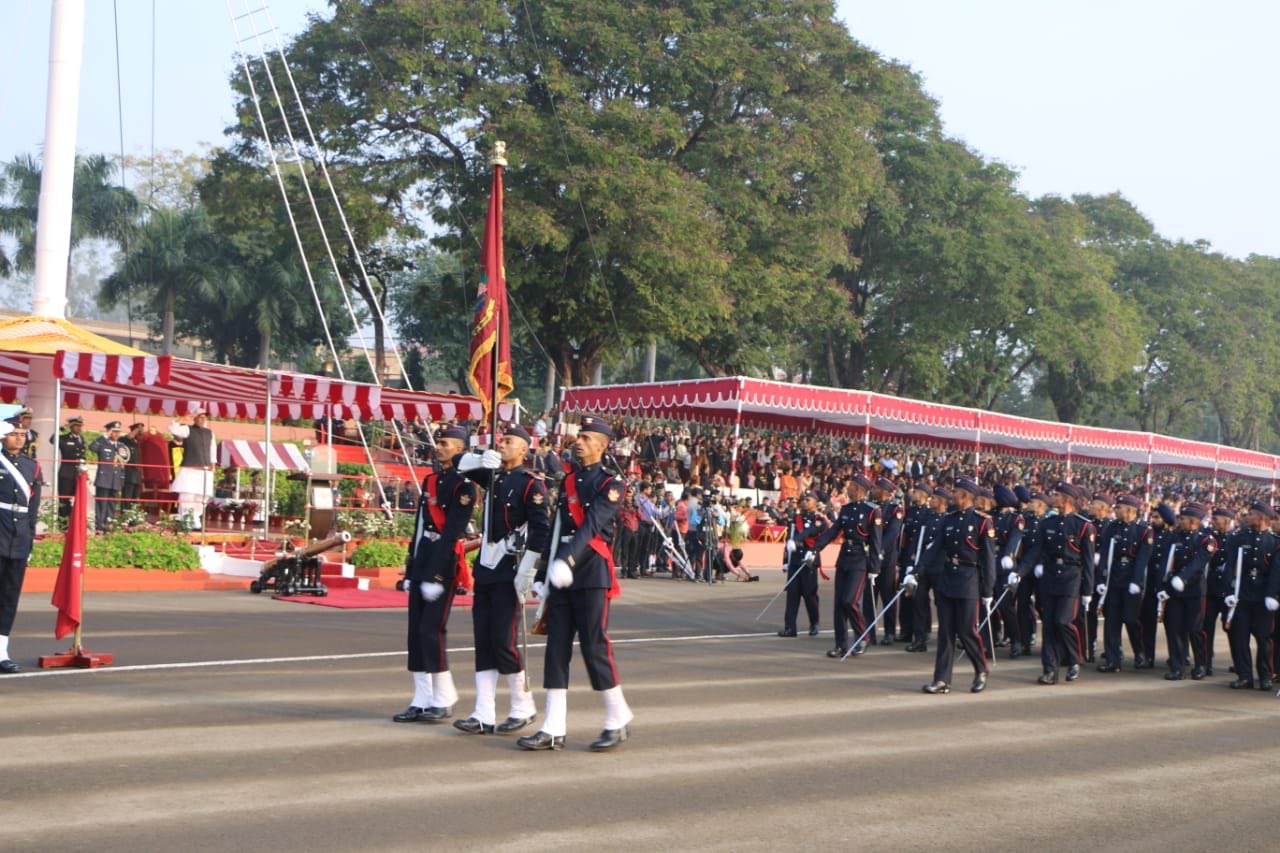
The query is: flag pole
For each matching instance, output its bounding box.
[480,142,507,569]
[40,471,113,668]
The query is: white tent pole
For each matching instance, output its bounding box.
[263,375,273,535]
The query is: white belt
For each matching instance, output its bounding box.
[560,535,574,543]
[0,502,28,514]
[420,531,440,542]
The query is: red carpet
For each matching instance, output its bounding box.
[273,589,475,609]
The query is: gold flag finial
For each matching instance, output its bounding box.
[490,140,508,168]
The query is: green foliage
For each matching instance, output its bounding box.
[350,539,409,569]
[29,531,201,571]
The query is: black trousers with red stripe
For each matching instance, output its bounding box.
[472,582,522,674]
[1164,595,1206,673]
[542,586,619,691]
[833,569,867,650]
[1228,601,1275,682]
[1101,588,1145,665]
[1040,593,1083,672]
[407,585,456,673]
[932,593,987,685]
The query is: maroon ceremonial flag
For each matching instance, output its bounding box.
[466,163,514,422]
[51,471,87,640]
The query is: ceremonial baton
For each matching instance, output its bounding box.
[1097,538,1116,612]
[841,585,907,660]
[1225,546,1243,630]
[1157,544,1177,623]
[754,556,811,623]
[984,602,998,672]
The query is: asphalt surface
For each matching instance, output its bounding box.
[3,576,1279,852]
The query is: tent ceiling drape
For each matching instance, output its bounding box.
[561,376,1278,481]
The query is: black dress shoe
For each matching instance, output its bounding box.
[826,646,847,658]
[1066,665,1081,682]
[808,625,821,636]
[453,717,495,734]
[1190,666,1206,681]
[496,715,536,734]
[970,672,988,693]
[904,641,927,653]
[392,706,429,723]
[777,629,797,637]
[420,706,453,722]
[995,638,1011,648]
[921,681,950,694]
[1135,656,1154,670]
[1230,678,1255,690]
[589,725,630,751]
[1009,645,1024,660]
[1205,667,1214,677]
[0,659,20,675]
[848,642,867,657]
[1037,672,1058,685]
[1164,671,1185,681]
[1260,678,1275,691]
[878,636,894,646]
[1096,660,1121,673]
[517,731,564,751]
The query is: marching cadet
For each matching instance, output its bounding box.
[1095,495,1154,672]
[1081,493,1115,663]
[393,425,477,724]
[1203,507,1237,676]
[1012,488,1050,658]
[812,474,882,658]
[910,478,995,694]
[0,420,40,673]
[777,491,829,639]
[896,481,934,644]
[54,415,86,519]
[872,477,904,645]
[1157,502,1215,681]
[454,424,549,735]
[1139,503,1177,668]
[1222,503,1279,690]
[904,485,951,654]
[1019,483,1095,685]
[519,418,634,752]
[992,485,1026,656]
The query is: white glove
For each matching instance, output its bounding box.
[1000,555,1014,571]
[548,558,573,589]
[1266,597,1280,612]
[514,550,539,598]
[1007,571,1020,588]
[785,539,797,556]
[481,449,502,470]
[1093,553,1101,567]
[1034,564,1044,578]
[903,573,919,590]
[419,581,445,602]
[982,596,993,611]
[1156,590,1170,603]
[1128,582,1141,595]
[1095,584,1107,596]
[1224,594,1239,609]
[457,452,482,472]
[1081,596,1092,610]
[531,581,546,600]
[1170,576,1185,593]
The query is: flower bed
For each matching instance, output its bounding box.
[30,530,202,572]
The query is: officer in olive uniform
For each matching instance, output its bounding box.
[1095,494,1153,672]
[55,416,86,519]
[88,421,127,532]
[454,424,550,735]
[1019,482,1096,685]
[0,421,41,673]
[1140,503,1177,668]
[912,478,996,694]
[1222,503,1280,689]
[813,474,882,658]
[992,485,1026,656]
[393,425,477,724]
[872,477,904,645]
[1203,507,1237,676]
[777,491,829,639]
[519,417,634,753]
[1157,502,1216,680]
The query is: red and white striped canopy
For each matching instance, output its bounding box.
[562,376,1280,481]
[219,440,309,472]
[0,350,507,424]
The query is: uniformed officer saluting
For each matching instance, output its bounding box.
[777,490,830,639]
[54,415,86,519]
[812,474,882,659]
[454,424,550,735]
[1018,482,1096,685]
[519,417,634,753]
[393,425,478,724]
[911,477,995,694]
[0,420,42,673]
[88,421,126,533]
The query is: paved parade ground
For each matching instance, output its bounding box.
[4,577,1280,852]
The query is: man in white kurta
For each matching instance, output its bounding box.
[169,411,216,530]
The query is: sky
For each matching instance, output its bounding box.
[1,0,1277,260]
